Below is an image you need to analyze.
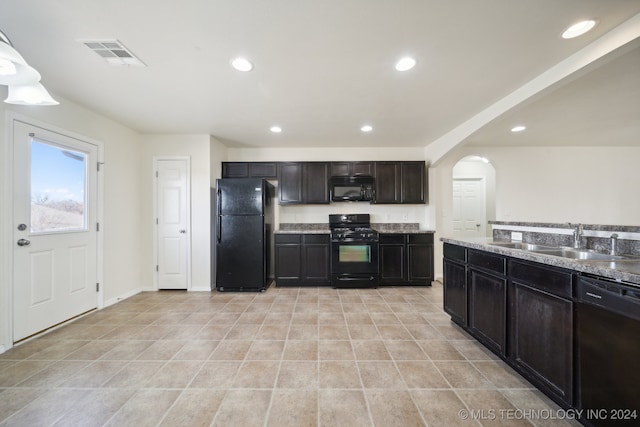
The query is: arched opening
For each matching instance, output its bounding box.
[451,155,496,238]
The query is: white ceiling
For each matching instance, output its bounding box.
[465,37,640,147]
[1,0,639,150]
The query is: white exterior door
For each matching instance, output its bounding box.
[452,178,486,238]
[156,159,190,289]
[12,120,99,342]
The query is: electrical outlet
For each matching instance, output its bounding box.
[511,231,523,241]
[402,213,409,221]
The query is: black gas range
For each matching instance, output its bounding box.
[329,214,379,288]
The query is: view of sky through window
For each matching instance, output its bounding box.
[30,140,87,232]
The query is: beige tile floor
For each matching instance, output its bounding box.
[0,282,580,427]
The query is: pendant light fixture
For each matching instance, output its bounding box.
[0,29,59,105]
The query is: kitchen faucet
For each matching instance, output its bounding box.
[569,223,583,249]
[610,233,619,256]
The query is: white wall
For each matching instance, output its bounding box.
[140,134,211,291]
[431,145,640,279]
[0,91,143,351]
[491,146,640,224]
[226,146,434,229]
[210,136,229,184]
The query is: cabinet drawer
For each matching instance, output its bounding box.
[274,234,301,244]
[303,234,329,244]
[509,260,573,299]
[444,243,466,262]
[468,250,506,275]
[380,234,405,244]
[408,234,433,244]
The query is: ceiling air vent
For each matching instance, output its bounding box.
[79,39,146,67]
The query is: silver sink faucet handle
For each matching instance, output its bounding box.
[610,233,619,256]
[572,223,583,249]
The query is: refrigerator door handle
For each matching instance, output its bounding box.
[217,188,222,243]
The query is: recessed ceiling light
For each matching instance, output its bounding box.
[270,126,282,133]
[395,57,416,71]
[231,57,253,72]
[562,20,597,39]
[360,125,373,132]
[511,125,526,132]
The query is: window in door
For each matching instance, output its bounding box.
[30,139,88,233]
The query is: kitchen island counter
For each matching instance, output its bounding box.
[441,236,640,286]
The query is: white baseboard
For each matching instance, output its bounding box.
[104,287,143,307]
[190,285,213,292]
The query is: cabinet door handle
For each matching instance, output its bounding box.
[586,292,602,300]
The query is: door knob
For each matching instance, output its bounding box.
[17,239,31,246]
[179,230,186,234]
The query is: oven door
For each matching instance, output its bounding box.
[331,239,379,287]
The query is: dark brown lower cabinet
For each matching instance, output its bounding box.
[302,236,330,282]
[408,237,434,282]
[467,249,507,356]
[380,235,405,282]
[380,233,433,285]
[510,282,573,405]
[443,243,467,325]
[442,244,576,409]
[274,234,330,286]
[509,260,574,406]
[443,258,467,325]
[468,268,507,356]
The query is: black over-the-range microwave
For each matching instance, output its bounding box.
[329,176,376,202]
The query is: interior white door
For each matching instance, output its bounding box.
[156,159,189,289]
[12,120,98,342]
[452,178,486,237]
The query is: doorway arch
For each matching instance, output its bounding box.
[451,155,496,238]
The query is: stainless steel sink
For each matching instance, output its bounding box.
[489,242,557,251]
[531,248,629,261]
[489,241,636,261]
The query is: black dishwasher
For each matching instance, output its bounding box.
[576,275,640,427]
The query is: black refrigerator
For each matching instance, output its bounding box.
[214,178,274,292]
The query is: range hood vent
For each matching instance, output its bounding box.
[79,39,146,67]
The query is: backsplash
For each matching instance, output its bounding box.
[279,222,421,232]
[371,223,420,232]
[279,223,328,231]
[491,221,640,257]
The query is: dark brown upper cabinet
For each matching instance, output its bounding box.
[330,161,375,177]
[226,160,426,205]
[278,162,329,204]
[222,162,277,179]
[374,162,401,203]
[401,161,426,204]
[374,161,425,204]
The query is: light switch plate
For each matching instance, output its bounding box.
[511,231,523,241]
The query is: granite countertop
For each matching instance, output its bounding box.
[275,223,435,234]
[441,237,640,287]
